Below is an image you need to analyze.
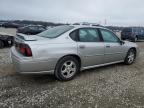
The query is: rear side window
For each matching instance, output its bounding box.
[78,28,100,42]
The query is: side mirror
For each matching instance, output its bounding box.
[120,40,125,45]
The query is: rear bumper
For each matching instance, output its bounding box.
[10,47,55,74]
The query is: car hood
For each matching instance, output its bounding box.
[124,40,138,47]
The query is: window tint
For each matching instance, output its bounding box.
[37,25,74,38]
[100,29,120,43]
[79,28,100,42]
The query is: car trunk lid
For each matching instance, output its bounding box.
[16,33,37,41]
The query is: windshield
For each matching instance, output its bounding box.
[37,25,74,38]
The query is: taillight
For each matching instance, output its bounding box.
[25,45,32,56]
[15,43,32,57]
[20,46,25,54]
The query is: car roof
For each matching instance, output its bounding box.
[69,24,111,32]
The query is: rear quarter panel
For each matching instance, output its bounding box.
[25,35,78,69]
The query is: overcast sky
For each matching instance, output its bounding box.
[0,0,144,26]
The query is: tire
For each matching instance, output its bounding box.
[124,49,136,65]
[55,56,80,81]
[0,40,4,48]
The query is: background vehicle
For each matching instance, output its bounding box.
[0,32,14,48]
[11,25,139,81]
[121,27,144,42]
[2,22,20,28]
[17,25,46,35]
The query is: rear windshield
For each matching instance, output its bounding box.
[122,28,132,33]
[37,25,74,38]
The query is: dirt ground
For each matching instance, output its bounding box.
[0,28,16,36]
[0,28,144,108]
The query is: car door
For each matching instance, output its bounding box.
[99,29,124,63]
[76,28,105,67]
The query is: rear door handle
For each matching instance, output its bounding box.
[79,45,85,49]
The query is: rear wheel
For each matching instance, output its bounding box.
[0,40,4,48]
[124,49,136,65]
[55,56,80,81]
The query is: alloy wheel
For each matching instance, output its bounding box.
[61,60,76,78]
[127,51,135,64]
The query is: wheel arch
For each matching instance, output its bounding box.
[56,54,82,68]
[129,47,137,56]
[54,54,82,80]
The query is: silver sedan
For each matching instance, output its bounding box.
[11,25,139,81]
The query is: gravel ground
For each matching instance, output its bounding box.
[0,28,144,108]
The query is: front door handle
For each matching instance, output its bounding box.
[79,45,85,49]
[106,45,110,48]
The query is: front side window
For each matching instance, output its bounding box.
[100,29,120,43]
[78,28,100,42]
[37,25,74,38]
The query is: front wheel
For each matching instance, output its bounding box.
[55,56,80,81]
[124,49,136,65]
